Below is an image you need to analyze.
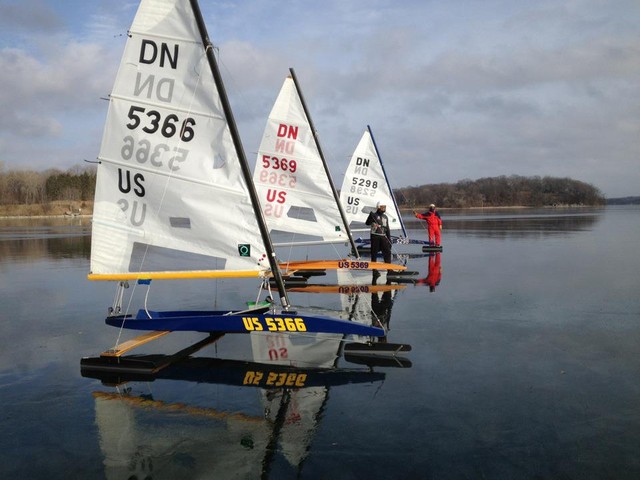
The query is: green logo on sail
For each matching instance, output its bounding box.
[238,244,251,257]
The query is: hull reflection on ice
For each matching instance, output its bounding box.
[336,269,398,338]
[95,391,271,479]
[250,331,341,469]
[90,332,384,478]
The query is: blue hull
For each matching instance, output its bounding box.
[106,309,385,337]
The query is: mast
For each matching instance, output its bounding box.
[367,125,407,237]
[288,67,360,258]
[190,0,291,309]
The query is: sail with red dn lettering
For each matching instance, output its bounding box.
[253,74,351,247]
[90,0,267,280]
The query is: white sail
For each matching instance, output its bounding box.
[90,0,267,277]
[340,128,405,236]
[253,76,348,245]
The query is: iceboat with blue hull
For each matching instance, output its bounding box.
[85,0,391,358]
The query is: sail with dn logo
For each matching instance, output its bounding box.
[253,70,356,249]
[84,0,392,343]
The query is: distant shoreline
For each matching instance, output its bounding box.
[0,214,93,219]
[0,201,93,219]
[401,204,603,212]
[0,202,609,219]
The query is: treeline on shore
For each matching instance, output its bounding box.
[0,165,96,206]
[0,167,610,213]
[395,175,606,208]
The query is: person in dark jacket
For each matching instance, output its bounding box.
[365,202,392,264]
[415,203,442,246]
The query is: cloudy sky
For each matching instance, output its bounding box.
[0,0,638,197]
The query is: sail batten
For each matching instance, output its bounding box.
[91,219,145,236]
[108,93,226,120]
[95,156,251,195]
[127,29,202,45]
[273,239,347,248]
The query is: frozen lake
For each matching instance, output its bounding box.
[1,206,638,479]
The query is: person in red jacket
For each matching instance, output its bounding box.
[415,204,442,246]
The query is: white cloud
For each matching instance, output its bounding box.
[1,0,638,197]
[0,38,118,169]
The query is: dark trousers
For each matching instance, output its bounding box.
[370,235,391,264]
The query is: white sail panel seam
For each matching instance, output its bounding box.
[253,182,340,202]
[127,29,202,46]
[273,239,348,247]
[97,156,249,196]
[92,218,145,237]
[109,94,225,120]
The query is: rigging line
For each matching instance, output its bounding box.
[213,258,219,308]
[210,45,272,269]
[254,279,265,306]
[215,45,284,277]
[143,283,152,319]
[285,240,295,267]
[110,282,129,351]
[214,49,254,117]
[111,283,123,315]
[265,279,274,309]
[413,208,430,237]
[328,230,349,259]
[403,192,430,237]
[113,280,140,351]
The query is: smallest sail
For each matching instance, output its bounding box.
[340,128,405,236]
